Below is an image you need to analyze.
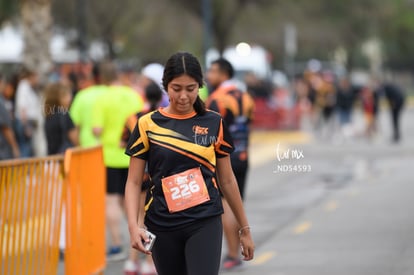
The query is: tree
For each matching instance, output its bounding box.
[379,0,414,70]
[0,0,18,25]
[45,0,414,72]
[175,0,274,54]
[21,0,52,79]
[51,0,203,62]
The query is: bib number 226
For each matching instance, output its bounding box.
[162,167,210,213]
[171,180,201,200]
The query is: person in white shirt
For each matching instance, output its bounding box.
[15,68,46,157]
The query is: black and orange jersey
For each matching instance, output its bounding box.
[206,85,254,159]
[121,111,146,147]
[125,108,234,230]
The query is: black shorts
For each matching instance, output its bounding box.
[149,216,222,275]
[106,167,128,195]
[231,158,248,199]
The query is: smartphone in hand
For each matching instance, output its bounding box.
[142,230,156,251]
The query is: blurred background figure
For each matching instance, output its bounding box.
[206,58,255,272]
[0,74,20,160]
[43,83,78,155]
[70,63,106,148]
[360,86,377,140]
[141,63,169,107]
[91,61,144,262]
[0,74,19,119]
[14,68,46,157]
[121,77,163,275]
[293,74,313,131]
[43,82,79,259]
[316,71,336,141]
[335,76,356,142]
[381,83,406,143]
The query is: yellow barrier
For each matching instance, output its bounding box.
[0,156,65,275]
[0,146,106,275]
[64,146,106,275]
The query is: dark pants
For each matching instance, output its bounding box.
[150,216,222,275]
[391,103,404,142]
[14,119,33,158]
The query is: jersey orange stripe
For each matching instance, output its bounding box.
[149,132,216,167]
[217,120,233,149]
[150,140,216,173]
[212,177,218,189]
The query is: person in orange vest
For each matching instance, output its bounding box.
[206,58,255,271]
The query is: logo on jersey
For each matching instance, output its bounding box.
[192,125,209,135]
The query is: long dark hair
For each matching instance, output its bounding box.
[162,52,206,115]
[43,83,71,117]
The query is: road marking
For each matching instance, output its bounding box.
[324,200,339,212]
[293,221,312,235]
[249,131,312,168]
[251,251,277,266]
[250,144,282,168]
[249,131,311,145]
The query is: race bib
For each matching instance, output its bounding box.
[161,167,210,213]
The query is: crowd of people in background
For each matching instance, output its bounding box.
[292,69,406,144]
[0,61,407,163]
[0,62,167,161]
[0,56,257,275]
[0,57,408,275]
[0,62,169,274]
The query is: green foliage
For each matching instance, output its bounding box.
[2,0,414,70]
[0,0,18,24]
[380,0,414,70]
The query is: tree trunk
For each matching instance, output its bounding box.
[104,30,116,60]
[21,0,52,81]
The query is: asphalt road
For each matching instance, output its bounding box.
[226,107,414,275]
[59,106,414,275]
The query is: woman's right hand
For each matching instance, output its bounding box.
[130,227,152,255]
[240,229,255,261]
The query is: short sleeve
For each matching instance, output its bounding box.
[214,118,234,158]
[69,94,81,125]
[125,116,150,160]
[63,113,75,131]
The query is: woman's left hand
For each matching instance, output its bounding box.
[240,230,255,261]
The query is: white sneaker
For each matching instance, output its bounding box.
[141,260,157,275]
[124,260,138,275]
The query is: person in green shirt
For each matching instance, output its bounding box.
[70,64,106,147]
[199,85,209,101]
[91,61,144,261]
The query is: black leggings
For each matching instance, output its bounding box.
[149,216,223,275]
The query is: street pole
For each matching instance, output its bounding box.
[284,23,297,79]
[202,0,212,69]
[76,0,88,61]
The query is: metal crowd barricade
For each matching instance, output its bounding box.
[0,156,65,275]
[63,146,106,275]
[0,146,106,275]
